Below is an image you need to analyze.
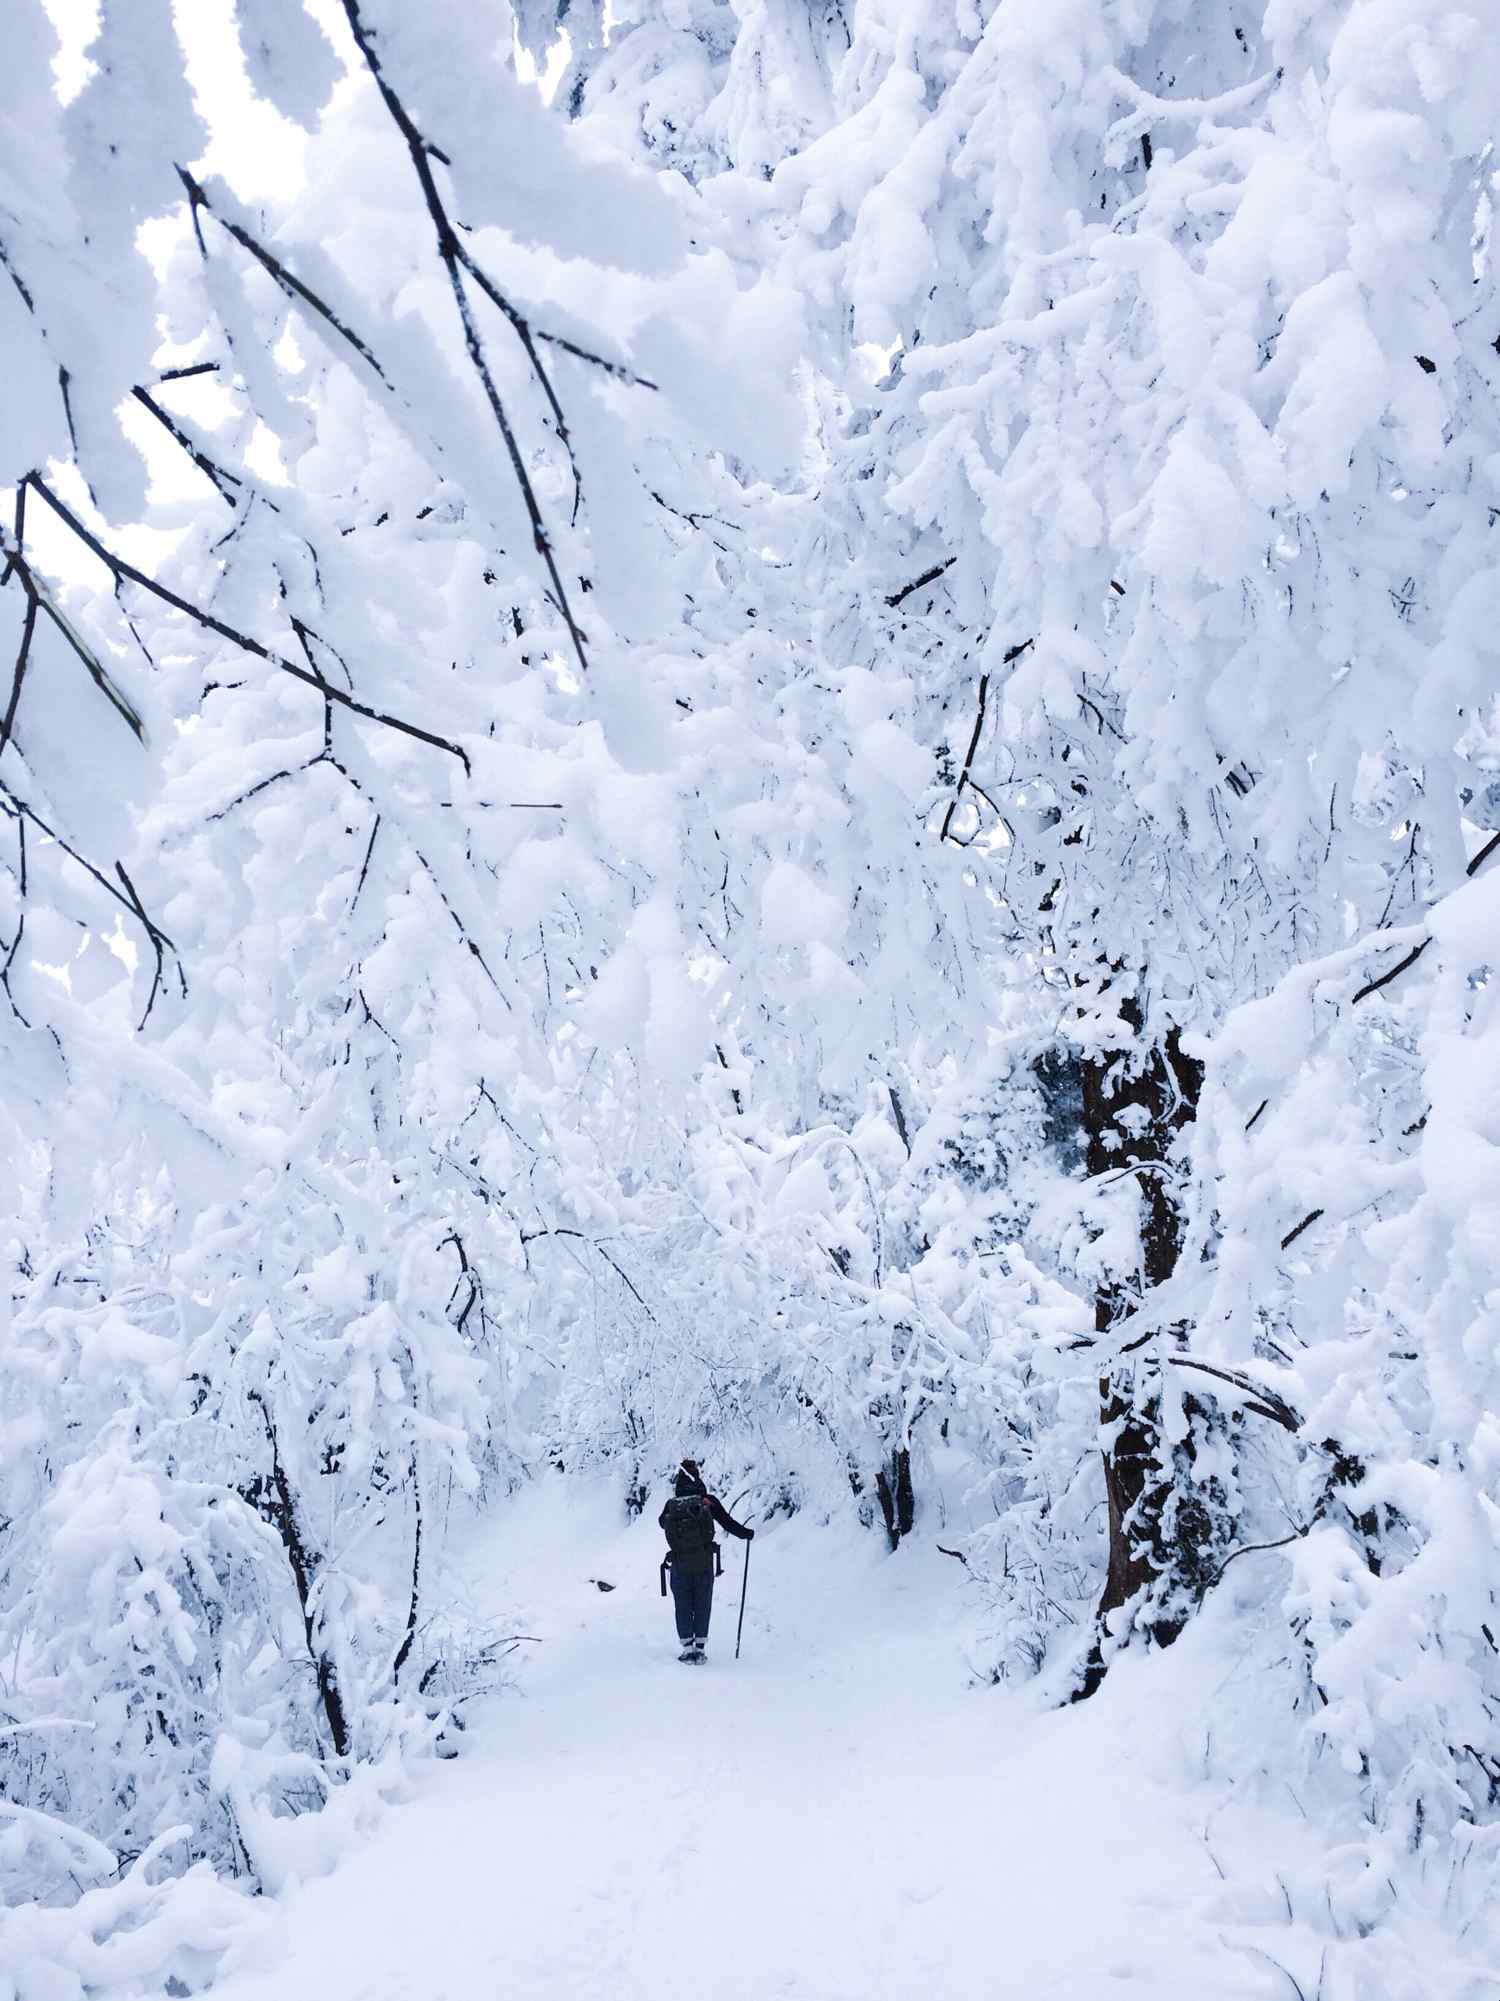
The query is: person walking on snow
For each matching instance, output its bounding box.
[659,1460,753,1664]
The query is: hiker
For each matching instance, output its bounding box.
[658,1460,753,1664]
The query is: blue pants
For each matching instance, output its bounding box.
[670,1564,714,1644]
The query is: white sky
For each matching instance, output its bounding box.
[45,0,314,193]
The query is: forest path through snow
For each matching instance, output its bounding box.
[212,1477,1278,2001]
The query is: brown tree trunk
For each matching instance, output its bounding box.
[874,1444,916,1550]
[1075,1003,1209,1697]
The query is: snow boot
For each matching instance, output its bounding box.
[678,1644,699,1663]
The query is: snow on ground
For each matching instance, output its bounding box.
[205,1474,1358,2001]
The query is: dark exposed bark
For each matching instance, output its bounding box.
[247,1396,351,1757]
[1075,999,1219,1698]
[716,1042,744,1115]
[874,1444,916,1551]
[392,1453,422,1685]
[887,1085,912,1155]
[1320,1445,1384,1578]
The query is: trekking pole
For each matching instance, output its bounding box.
[735,1539,750,1660]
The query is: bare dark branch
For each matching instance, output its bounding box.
[392,1449,422,1684]
[0,781,184,1014]
[1211,1522,1314,1587]
[336,0,591,673]
[0,589,38,765]
[0,529,148,744]
[887,1085,912,1154]
[940,671,990,845]
[131,387,242,506]
[1167,1355,1301,1432]
[176,166,390,386]
[1350,940,1430,1005]
[1279,1208,1323,1252]
[886,556,955,609]
[114,860,183,1028]
[205,763,315,825]
[349,813,382,914]
[0,813,30,1026]
[25,475,469,773]
[534,328,657,391]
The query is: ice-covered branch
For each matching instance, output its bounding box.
[0,781,185,1025]
[23,474,470,773]
[337,0,593,673]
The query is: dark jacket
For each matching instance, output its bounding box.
[659,1468,753,1574]
[705,1493,753,1542]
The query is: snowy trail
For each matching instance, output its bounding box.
[212,1482,1271,2001]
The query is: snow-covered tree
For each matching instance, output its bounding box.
[609,0,1500,1670]
[7,0,1500,1986]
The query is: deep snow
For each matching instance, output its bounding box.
[201,1475,1381,2001]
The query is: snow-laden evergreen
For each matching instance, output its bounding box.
[3,2,1500,1995]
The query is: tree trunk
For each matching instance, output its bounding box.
[392,1451,422,1685]
[249,1395,351,1757]
[874,1444,915,1550]
[1076,1003,1214,1697]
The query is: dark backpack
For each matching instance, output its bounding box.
[661,1495,716,1571]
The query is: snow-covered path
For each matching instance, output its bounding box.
[212,1481,1272,2001]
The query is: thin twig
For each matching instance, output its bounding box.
[1211,1522,1315,1587]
